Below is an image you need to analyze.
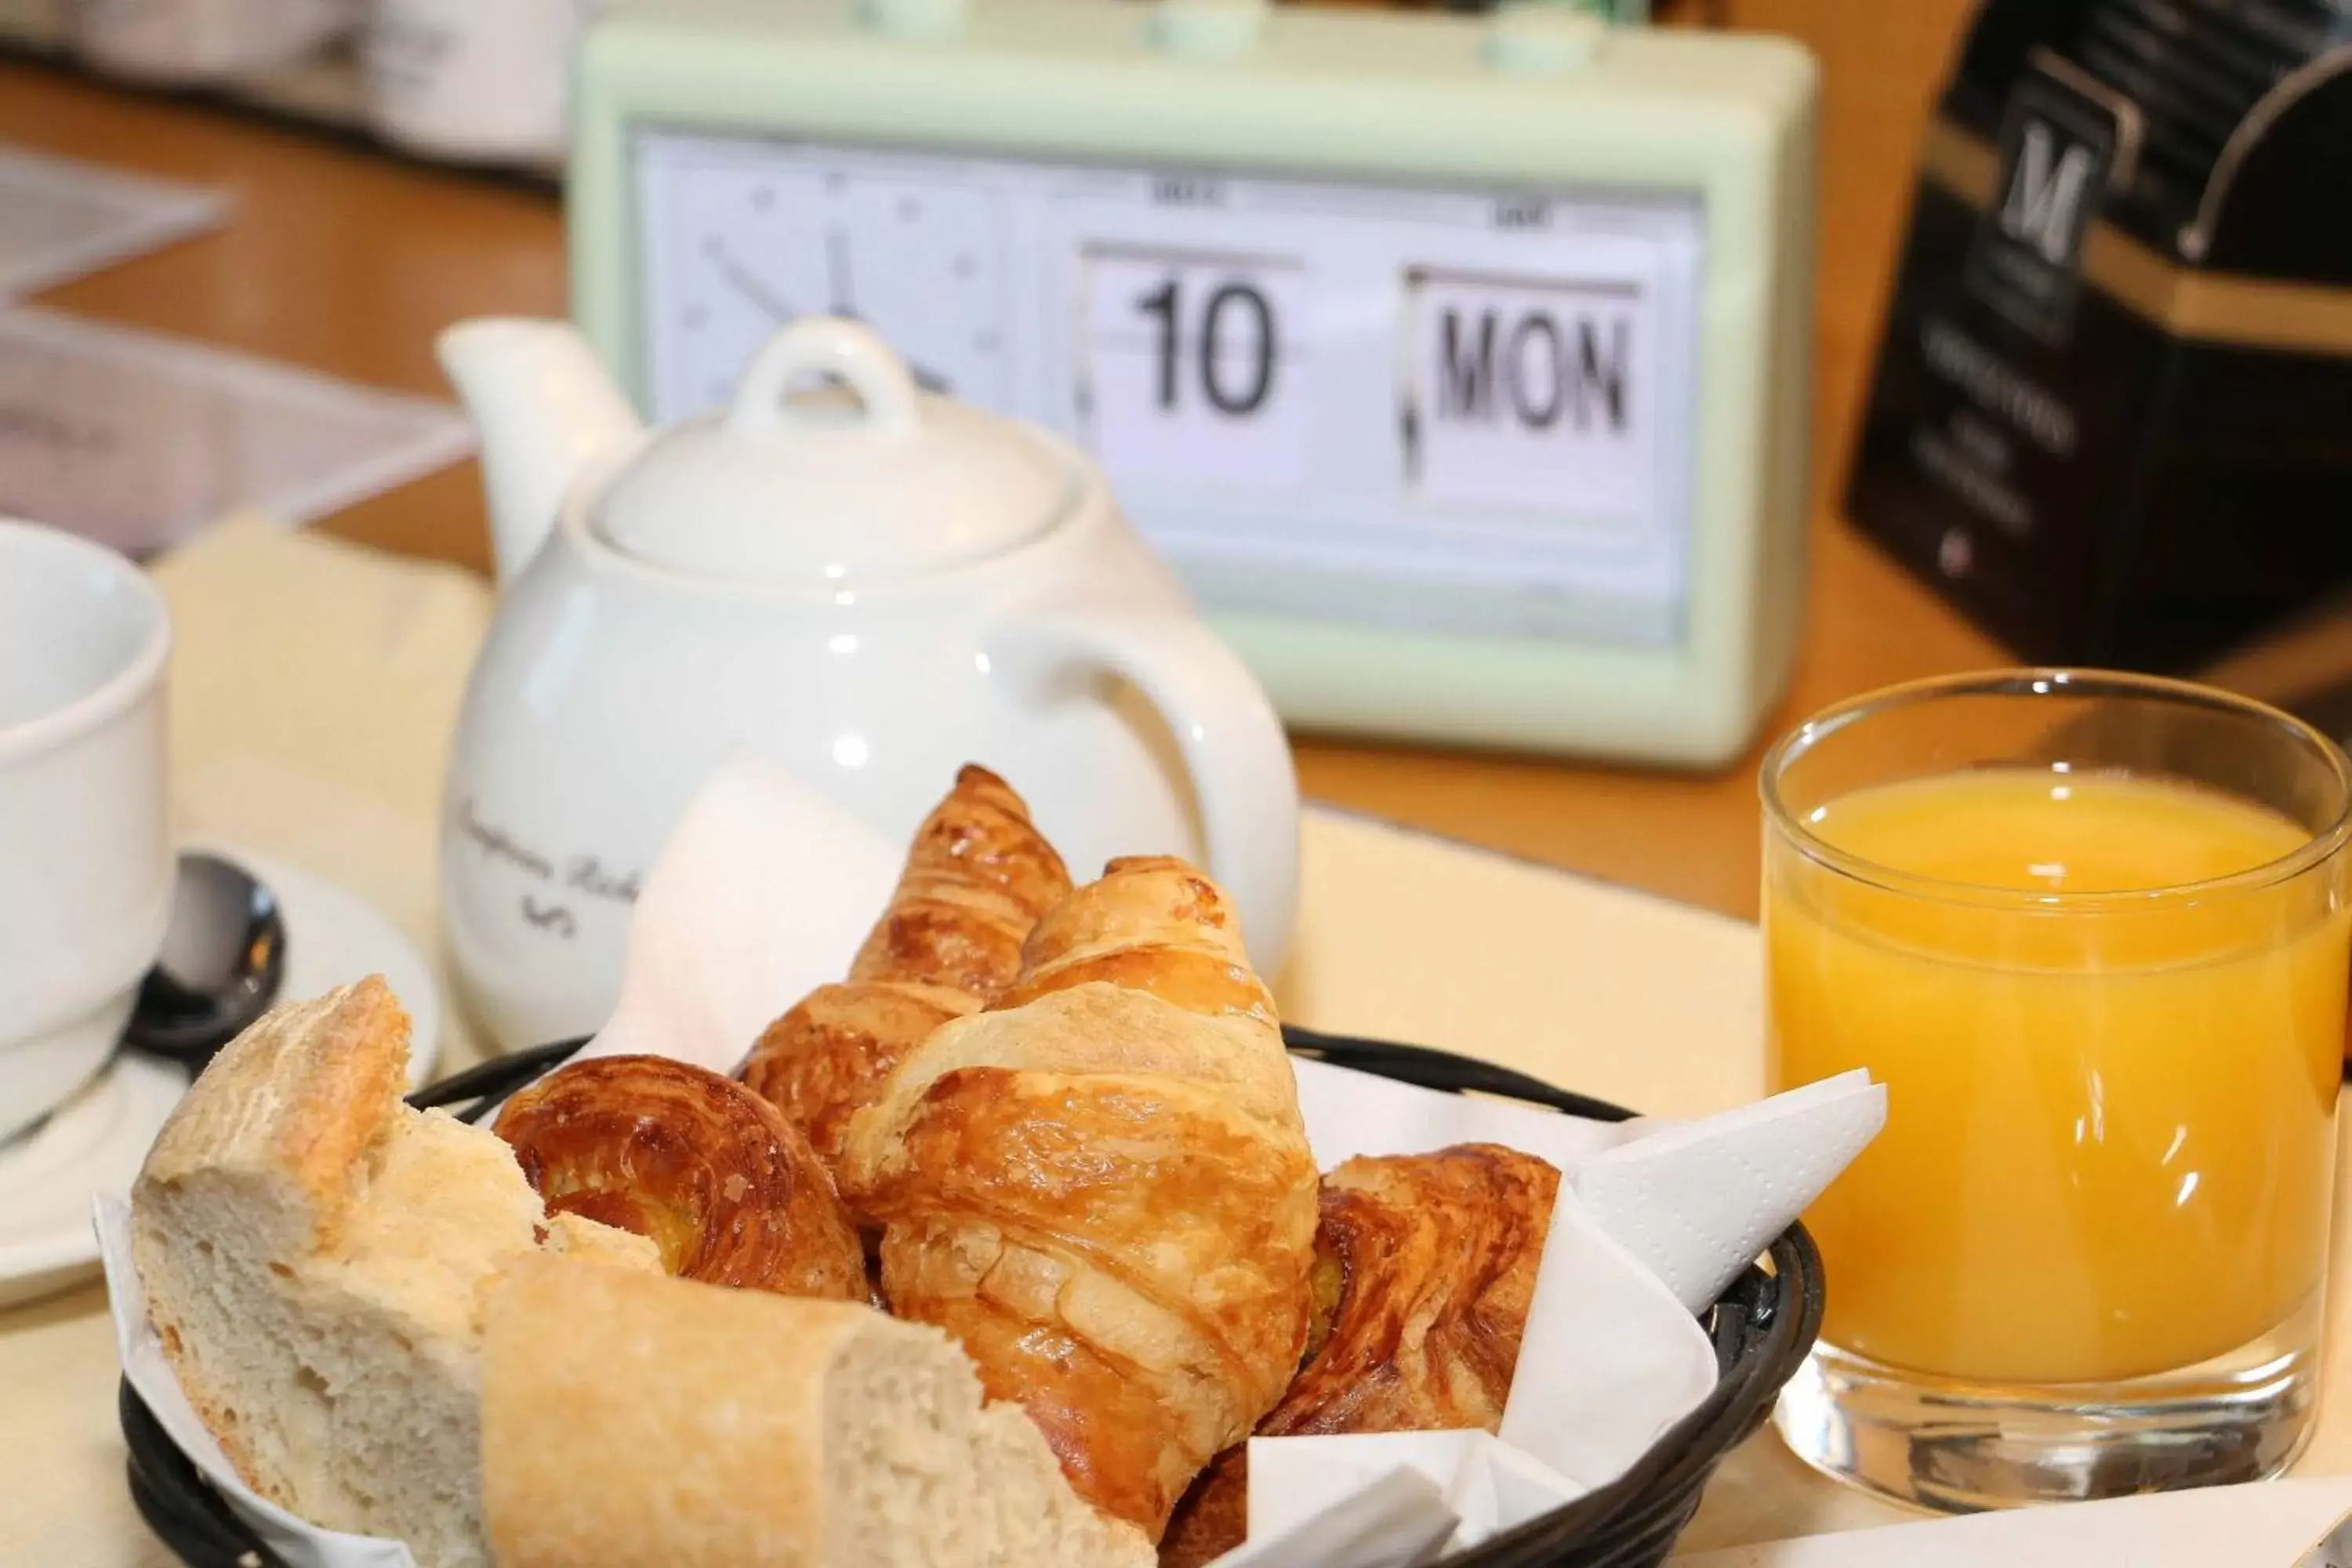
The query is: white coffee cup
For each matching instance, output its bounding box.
[361,0,601,165]
[67,0,359,84]
[0,520,172,1142]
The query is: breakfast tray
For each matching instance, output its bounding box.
[119,1026,1825,1568]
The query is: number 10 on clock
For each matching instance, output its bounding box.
[1081,249,1312,493]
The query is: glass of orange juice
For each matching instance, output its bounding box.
[1764,670,2351,1512]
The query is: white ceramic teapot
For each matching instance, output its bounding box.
[438,316,1299,1053]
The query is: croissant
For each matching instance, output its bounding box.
[743,764,1070,1175]
[1158,1144,1561,1568]
[840,855,1319,1541]
[494,1054,867,1302]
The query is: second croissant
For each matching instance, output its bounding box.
[842,855,1321,1542]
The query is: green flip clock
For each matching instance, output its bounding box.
[568,0,1815,765]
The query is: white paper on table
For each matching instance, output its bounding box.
[0,307,474,554]
[94,1196,417,1568]
[1671,1475,2352,1566]
[96,756,1886,1568]
[0,146,227,297]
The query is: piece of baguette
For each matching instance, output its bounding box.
[130,976,658,1567]
[483,1255,1157,1568]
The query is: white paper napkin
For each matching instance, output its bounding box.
[1569,1071,1883,1314]
[580,756,902,1072]
[1225,1456,1461,1568]
[1232,1427,1635,1566]
[95,756,1886,1568]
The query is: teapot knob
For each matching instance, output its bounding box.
[725,318,924,439]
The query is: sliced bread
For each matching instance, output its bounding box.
[130,976,658,1567]
[483,1255,1156,1568]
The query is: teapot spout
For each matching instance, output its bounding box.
[438,319,643,586]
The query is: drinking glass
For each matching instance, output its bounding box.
[1762,670,2350,1510]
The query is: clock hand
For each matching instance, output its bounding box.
[819,228,952,392]
[702,238,793,323]
[826,227,855,316]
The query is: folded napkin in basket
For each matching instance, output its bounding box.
[582,757,902,1065]
[98,758,1886,1567]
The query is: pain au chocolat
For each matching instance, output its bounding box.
[1160,1142,1561,1568]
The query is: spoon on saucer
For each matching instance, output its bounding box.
[122,851,287,1074]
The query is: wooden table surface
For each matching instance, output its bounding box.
[0,0,2003,921]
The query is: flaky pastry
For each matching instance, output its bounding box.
[743,764,1070,1178]
[495,1054,866,1301]
[841,856,1319,1541]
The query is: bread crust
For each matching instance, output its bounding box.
[482,1258,1156,1568]
[482,1258,872,1567]
[137,975,410,1250]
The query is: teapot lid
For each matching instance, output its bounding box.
[591,318,1078,583]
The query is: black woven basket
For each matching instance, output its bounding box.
[122,1026,1824,1568]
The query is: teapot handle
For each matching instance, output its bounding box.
[993,612,1300,976]
[726,318,922,439]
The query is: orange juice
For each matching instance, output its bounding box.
[1767,768,2346,1385]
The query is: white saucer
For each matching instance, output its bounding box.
[0,845,442,1309]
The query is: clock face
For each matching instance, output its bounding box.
[633,129,1703,652]
[638,139,1009,418]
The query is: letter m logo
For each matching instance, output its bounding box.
[1999,121,2099,266]
[1962,66,2120,343]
